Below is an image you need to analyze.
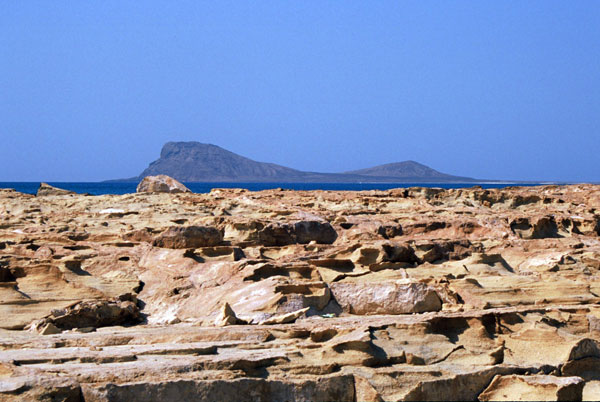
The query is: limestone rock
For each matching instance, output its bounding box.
[330,282,442,314]
[0,362,14,378]
[136,175,191,193]
[259,307,310,325]
[1,183,600,401]
[36,182,75,197]
[214,302,246,326]
[294,221,337,244]
[81,375,356,402]
[510,216,559,239]
[28,296,141,331]
[258,222,296,246]
[258,220,337,246]
[0,376,82,402]
[377,223,403,239]
[38,322,61,335]
[478,374,584,401]
[152,225,222,248]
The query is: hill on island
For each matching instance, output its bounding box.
[115,141,479,183]
[345,161,462,180]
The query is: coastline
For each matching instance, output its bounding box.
[0,180,568,196]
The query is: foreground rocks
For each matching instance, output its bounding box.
[0,184,600,400]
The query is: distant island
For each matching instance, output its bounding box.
[111,141,483,183]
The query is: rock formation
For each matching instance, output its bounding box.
[136,175,191,193]
[36,182,75,197]
[0,184,599,400]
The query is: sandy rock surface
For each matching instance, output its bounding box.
[0,184,599,401]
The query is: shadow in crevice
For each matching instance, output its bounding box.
[183,249,205,263]
[426,317,470,343]
[63,260,92,276]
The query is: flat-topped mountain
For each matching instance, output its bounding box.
[139,142,307,182]
[119,141,478,183]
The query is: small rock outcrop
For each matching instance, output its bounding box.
[36,182,75,197]
[136,175,191,193]
[214,303,246,326]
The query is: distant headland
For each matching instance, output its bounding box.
[110,141,485,183]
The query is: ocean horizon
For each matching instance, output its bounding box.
[0,181,550,196]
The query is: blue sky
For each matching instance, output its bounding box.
[1,1,599,182]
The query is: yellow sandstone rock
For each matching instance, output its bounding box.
[0,184,599,400]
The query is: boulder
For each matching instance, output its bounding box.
[329,282,442,315]
[136,175,191,193]
[36,183,75,197]
[258,223,296,246]
[153,226,223,249]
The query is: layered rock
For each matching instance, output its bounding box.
[330,281,442,314]
[152,225,223,249]
[479,375,585,401]
[0,184,599,400]
[36,182,75,197]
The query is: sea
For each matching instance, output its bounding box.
[0,182,545,196]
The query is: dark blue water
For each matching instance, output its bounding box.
[0,182,544,196]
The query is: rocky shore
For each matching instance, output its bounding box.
[1,181,599,401]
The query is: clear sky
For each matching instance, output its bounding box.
[1,1,599,182]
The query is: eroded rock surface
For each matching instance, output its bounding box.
[1,184,600,401]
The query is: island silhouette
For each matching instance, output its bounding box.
[112,141,480,183]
